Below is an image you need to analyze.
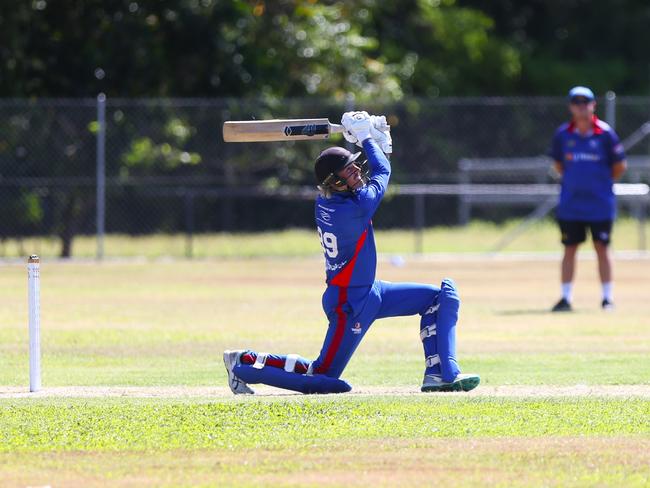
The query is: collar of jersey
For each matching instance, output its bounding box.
[567,115,603,136]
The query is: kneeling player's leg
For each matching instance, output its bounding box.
[375,279,460,382]
[425,278,461,382]
[233,351,351,394]
[310,284,379,379]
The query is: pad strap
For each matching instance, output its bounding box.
[425,355,440,367]
[284,354,300,373]
[424,303,440,315]
[252,352,268,369]
[420,323,437,341]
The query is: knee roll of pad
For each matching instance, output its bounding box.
[439,278,460,321]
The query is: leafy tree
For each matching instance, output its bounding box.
[358,0,522,96]
[458,0,650,94]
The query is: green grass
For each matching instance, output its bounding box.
[1,397,649,452]
[0,217,646,258]
[1,254,650,486]
[1,257,649,388]
[1,397,649,486]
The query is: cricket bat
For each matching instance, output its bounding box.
[223,118,345,142]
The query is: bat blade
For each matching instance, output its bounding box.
[223,118,344,142]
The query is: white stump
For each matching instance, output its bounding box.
[27,255,41,392]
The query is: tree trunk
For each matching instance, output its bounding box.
[58,192,90,258]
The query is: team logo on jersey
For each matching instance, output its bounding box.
[589,139,598,148]
[567,139,576,147]
[351,322,362,334]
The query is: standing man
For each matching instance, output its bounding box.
[223,111,480,394]
[550,86,627,312]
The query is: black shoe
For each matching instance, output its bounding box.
[601,299,614,311]
[551,298,572,312]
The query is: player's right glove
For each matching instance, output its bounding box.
[342,112,392,154]
[342,111,373,143]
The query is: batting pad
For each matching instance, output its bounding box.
[233,364,352,394]
[436,278,461,382]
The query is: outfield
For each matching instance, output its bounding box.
[1,217,647,258]
[1,249,650,486]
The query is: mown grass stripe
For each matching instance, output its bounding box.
[1,397,649,452]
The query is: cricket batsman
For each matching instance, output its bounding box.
[223,111,480,394]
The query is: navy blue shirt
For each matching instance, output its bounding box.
[549,116,626,221]
[315,138,391,287]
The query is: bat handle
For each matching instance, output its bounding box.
[330,123,390,135]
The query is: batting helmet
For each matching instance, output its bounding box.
[314,146,361,188]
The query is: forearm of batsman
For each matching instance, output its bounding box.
[362,137,391,184]
[553,161,563,177]
[611,160,626,180]
[356,138,391,214]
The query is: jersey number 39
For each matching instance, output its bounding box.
[317,227,338,258]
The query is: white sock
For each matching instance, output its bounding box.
[602,282,613,302]
[561,282,573,302]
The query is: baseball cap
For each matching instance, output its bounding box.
[568,86,595,101]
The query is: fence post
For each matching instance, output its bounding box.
[414,193,425,254]
[184,190,195,259]
[605,91,616,129]
[96,93,106,260]
[457,159,470,225]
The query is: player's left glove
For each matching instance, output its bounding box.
[342,113,392,154]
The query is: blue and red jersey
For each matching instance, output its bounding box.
[549,115,626,221]
[315,138,391,287]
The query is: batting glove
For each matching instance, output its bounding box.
[342,111,373,143]
[342,113,392,154]
[370,115,392,154]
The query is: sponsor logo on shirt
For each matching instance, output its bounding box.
[351,322,362,334]
[565,152,601,162]
[325,260,348,272]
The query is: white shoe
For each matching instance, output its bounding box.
[421,373,480,392]
[223,350,254,395]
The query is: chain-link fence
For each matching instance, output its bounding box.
[1,96,649,258]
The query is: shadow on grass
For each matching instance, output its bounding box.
[495,309,553,316]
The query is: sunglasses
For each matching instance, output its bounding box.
[570,97,592,105]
